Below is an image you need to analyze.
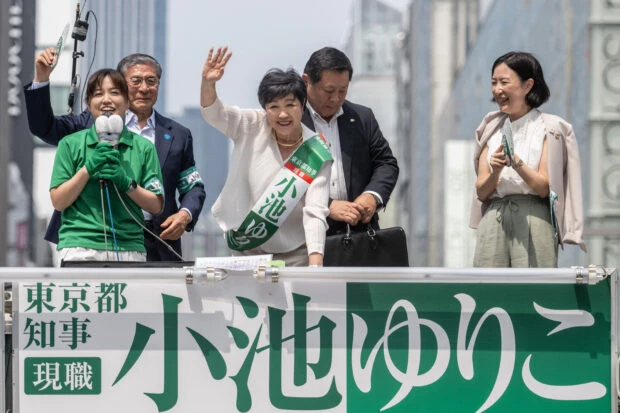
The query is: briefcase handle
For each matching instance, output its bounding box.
[342,224,353,247]
[345,223,376,236]
[342,224,378,248]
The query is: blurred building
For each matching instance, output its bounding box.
[343,0,404,230]
[394,0,489,266]
[79,0,167,112]
[175,107,229,259]
[0,0,37,266]
[395,0,619,267]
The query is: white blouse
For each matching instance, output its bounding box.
[201,98,332,255]
[486,108,545,198]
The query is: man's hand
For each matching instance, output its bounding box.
[34,47,57,83]
[328,200,365,226]
[160,210,192,240]
[353,193,378,224]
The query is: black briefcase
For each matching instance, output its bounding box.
[323,225,409,267]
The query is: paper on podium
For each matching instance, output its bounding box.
[194,255,273,271]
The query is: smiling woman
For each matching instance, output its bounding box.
[470,52,587,268]
[260,71,306,157]
[49,68,164,264]
[200,47,333,267]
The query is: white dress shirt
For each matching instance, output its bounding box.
[306,103,348,201]
[305,102,384,206]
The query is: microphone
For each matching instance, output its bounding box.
[95,113,123,148]
[95,113,124,189]
[107,114,124,146]
[71,18,89,42]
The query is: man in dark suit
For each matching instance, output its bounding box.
[302,47,399,235]
[25,49,205,261]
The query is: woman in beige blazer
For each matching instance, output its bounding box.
[471,51,586,267]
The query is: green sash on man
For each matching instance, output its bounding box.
[226,134,332,251]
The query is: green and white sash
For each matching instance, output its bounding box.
[226,134,332,251]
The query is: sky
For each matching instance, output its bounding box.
[166,0,409,114]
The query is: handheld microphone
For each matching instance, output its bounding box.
[95,113,123,148]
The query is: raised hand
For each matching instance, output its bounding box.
[202,47,232,83]
[34,47,58,83]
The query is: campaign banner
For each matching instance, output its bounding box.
[14,274,613,412]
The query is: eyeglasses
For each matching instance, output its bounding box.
[127,76,160,87]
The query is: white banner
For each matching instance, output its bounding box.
[15,277,347,412]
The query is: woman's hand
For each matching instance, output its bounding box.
[202,47,232,83]
[308,252,323,267]
[200,47,232,108]
[489,143,508,172]
[476,144,506,201]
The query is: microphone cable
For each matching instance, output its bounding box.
[104,183,121,261]
[99,179,120,260]
[111,183,185,261]
[99,180,109,258]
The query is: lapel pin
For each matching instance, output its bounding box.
[164,133,171,140]
[350,118,355,123]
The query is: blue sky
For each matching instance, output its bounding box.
[166,0,408,113]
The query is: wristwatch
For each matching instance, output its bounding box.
[126,179,137,193]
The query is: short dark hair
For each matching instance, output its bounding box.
[492,51,550,108]
[86,69,129,104]
[116,53,162,79]
[303,47,353,84]
[257,68,306,108]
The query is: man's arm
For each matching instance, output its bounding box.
[159,125,206,241]
[177,130,206,231]
[24,47,91,146]
[24,83,91,145]
[364,108,399,205]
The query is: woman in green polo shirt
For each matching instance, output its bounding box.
[50,69,164,263]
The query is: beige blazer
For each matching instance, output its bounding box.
[470,110,587,252]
